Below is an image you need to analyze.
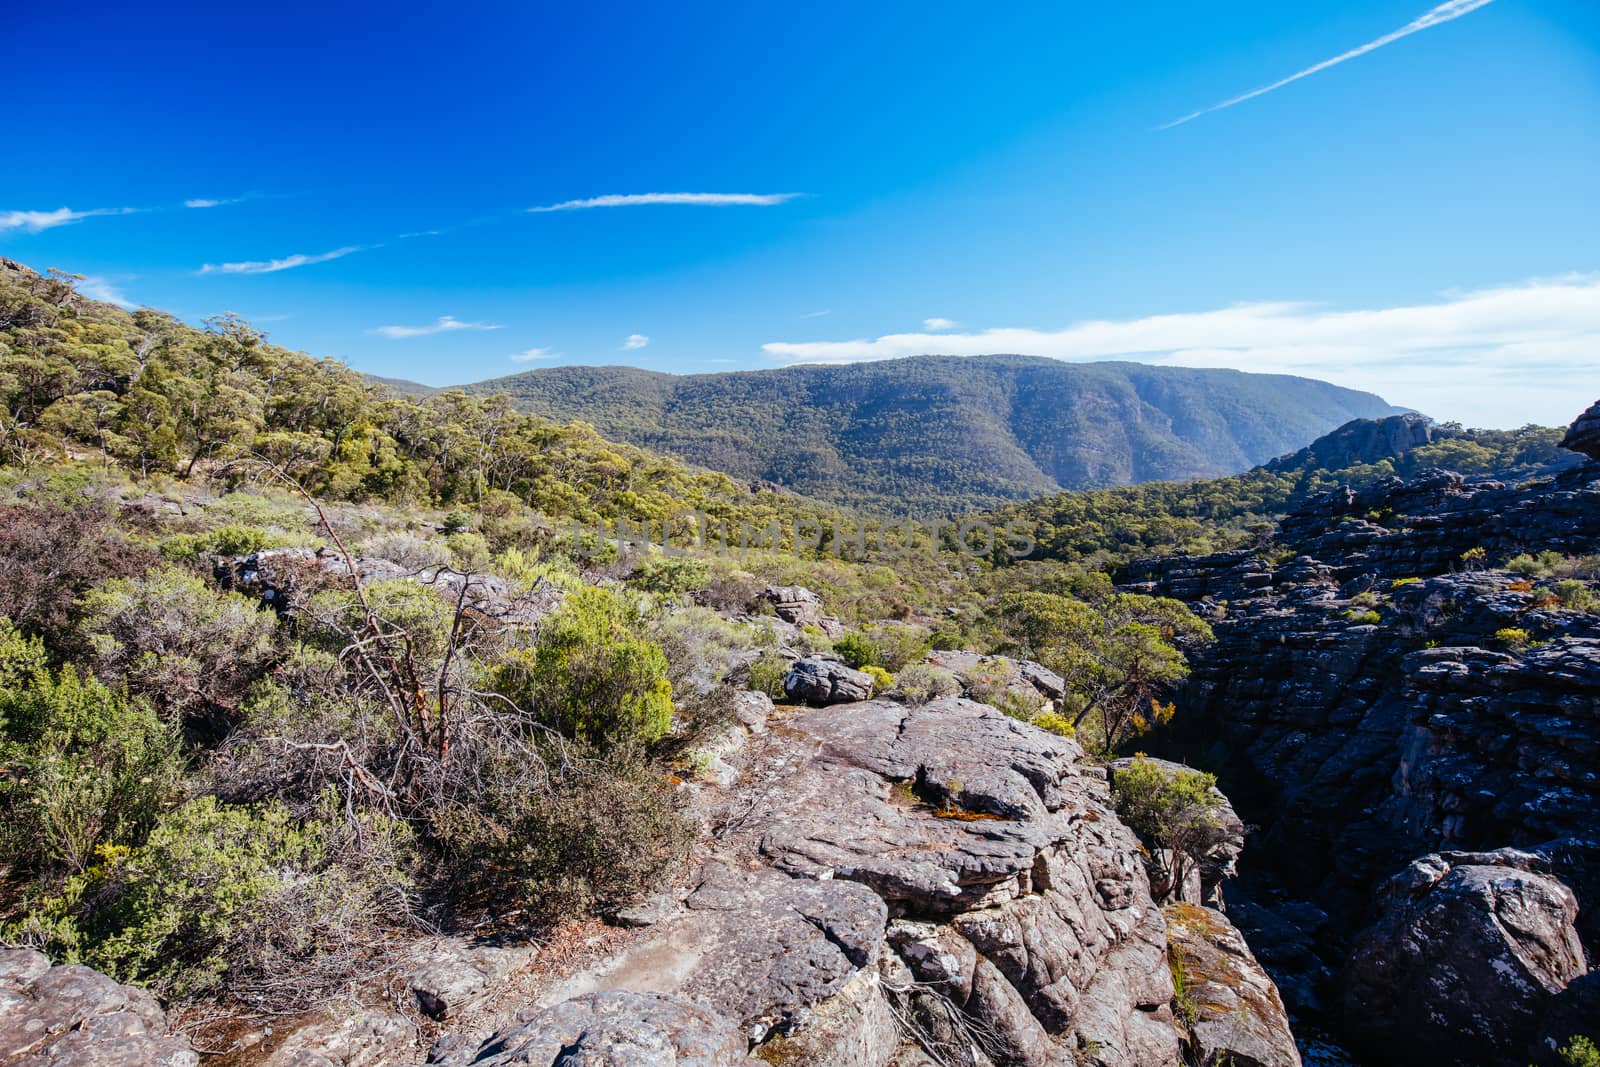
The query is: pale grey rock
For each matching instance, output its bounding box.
[406,937,536,1021]
[260,1006,418,1067]
[426,990,755,1066]
[0,952,197,1067]
[729,690,773,733]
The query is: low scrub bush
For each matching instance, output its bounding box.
[0,619,184,873]
[430,753,692,920]
[7,796,414,1006]
[892,663,960,706]
[746,652,791,700]
[77,565,277,718]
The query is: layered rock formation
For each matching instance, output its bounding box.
[1119,402,1600,1063]
[411,695,1299,1066]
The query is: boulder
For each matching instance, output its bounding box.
[1560,398,1600,461]
[1163,904,1301,1067]
[421,990,756,1066]
[782,656,874,705]
[0,950,197,1066]
[729,689,773,733]
[757,586,841,634]
[1344,849,1588,1066]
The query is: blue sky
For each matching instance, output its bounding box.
[4,0,1597,427]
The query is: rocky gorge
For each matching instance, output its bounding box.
[1121,401,1600,1064]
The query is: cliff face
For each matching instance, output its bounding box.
[1120,410,1600,1064]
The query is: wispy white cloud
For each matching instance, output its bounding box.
[200,246,364,275]
[71,276,138,309]
[762,274,1600,428]
[369,315,504,339]
[1162,0,1498,129]
[509,347,557,362]
[622,333,650,351]
[528,192,802,213]
[1,206,141,234]
[801,309,832,319]
[184,195,251,209]
[923,317,959,331]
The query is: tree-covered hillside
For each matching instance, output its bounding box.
[441,356,1403,515]
[0,259,854,543]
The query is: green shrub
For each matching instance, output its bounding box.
[1553,579,1598,612]
[1343,608,1382,625]
[964,664,1047,722]
[861,623,932,671]
[628,554,710,598]
[495,586,673,749]
[77,566,277,716]
[832,630,881,669]
[1389,577,1422,590]
[1111,757,1227,899]
[892,663,960,706]
[0,659,184,874]
[7,797,413,1003]
[746,653,791,701]
[1559,1036,1600,1067]
[1506,550,1565,578]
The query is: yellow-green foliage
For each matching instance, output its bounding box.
[1559,1036,1600,1067]
[862,665,894,693]
[496,586,673,749]
[1494,627,1533,651]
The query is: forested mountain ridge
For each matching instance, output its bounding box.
[428,356,1404,515]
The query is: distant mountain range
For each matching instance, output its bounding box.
[382,356,1403,515]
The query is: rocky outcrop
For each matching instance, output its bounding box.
[782,655,874,705]
[216,547,564,628]
[1561,399,1600,461]
[0,949,197,1067]
[757,585,842,635]
[417,695,1304,1067]
[1163,904,1301,1067]
[1345,850,1587,1066]
[925,650,1067,703]
[404,937,536,1021]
